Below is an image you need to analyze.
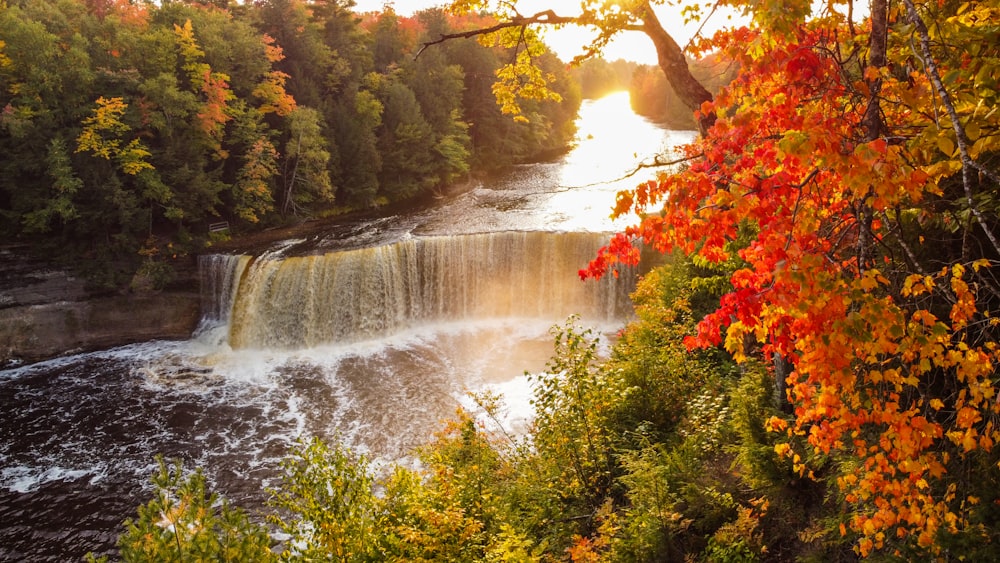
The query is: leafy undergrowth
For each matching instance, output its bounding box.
[93,257,997,562]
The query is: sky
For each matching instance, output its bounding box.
[351,0,745,65]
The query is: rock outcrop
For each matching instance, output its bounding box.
[0,246,201,367]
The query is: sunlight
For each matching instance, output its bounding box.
[540,91,697,232]
[353,0,747,64]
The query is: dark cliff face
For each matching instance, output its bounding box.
[0,247,90,309]
[0,247,201,367]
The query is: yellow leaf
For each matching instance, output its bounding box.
[956,406,981,428]
[963,429,979,452]
[862,519,876,535]
[765,416,788,431]
[937,135,955,157]
[929,398,944,410]
[966,121,981,141]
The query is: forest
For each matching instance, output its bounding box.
[0,0,581,289]
[7,0,1000,560]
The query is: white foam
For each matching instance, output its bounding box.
[2,464,105,493]
[284,394,307,439]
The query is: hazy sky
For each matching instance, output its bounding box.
[351,0,744,65]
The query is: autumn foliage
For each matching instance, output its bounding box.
[584,0,1000,556]
[1,0,579,289]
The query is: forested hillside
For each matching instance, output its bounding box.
[0,0,580,289]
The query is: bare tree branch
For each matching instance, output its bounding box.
[561,152,704,190]
[416,9,577,58]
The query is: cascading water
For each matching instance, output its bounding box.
[0,92,697,562]
[209,231,634,350]
[195,254,252,345]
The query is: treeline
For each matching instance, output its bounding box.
[0,0,580,288]
[569,57,635,100]
[567,55,735,130]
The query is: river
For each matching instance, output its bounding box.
[0,91,696,561]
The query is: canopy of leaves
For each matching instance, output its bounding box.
[578,0,1000,557]
[0,0,580,286]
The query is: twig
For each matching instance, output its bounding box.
[683,0,723,53]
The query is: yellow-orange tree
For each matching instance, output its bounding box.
[576,0,1000,557]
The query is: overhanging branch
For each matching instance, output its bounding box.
[416,10,578,58]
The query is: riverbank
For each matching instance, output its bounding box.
[0,177,490,367]
[0,246,200,368]
[0,294,201,367]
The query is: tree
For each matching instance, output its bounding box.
[331,88,382,207]
[281,106,334,215]
[436,1,713,131]
[405,9,472,189]
[0,2,94,239]
[76,96,154,176]
[577,0,1000,556]
[371,71,436,201]
[252,34,296,118]
[369,6,409,72]
[89,457,274,563]
[229,103,278,223]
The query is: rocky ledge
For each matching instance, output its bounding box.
[0,246,201,367]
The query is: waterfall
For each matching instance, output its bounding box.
[198,231,635,350]
[195,254,251,344]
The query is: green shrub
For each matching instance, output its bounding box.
[268,437,380,562]
[87,457,273,562]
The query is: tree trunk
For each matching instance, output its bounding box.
[861,0,888,141]
[639,2,716,134]
[773,352,793,414]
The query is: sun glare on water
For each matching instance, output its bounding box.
[543,91,697,231]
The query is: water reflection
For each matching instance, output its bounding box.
[550,91,695,231]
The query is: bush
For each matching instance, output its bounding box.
[268,437,380,562]
[87,457,273,562]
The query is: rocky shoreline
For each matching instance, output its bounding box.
[0,246,201,368]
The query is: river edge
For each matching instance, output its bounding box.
[0,177,495,367]
[0,293,202,367]
[0,141,589,368]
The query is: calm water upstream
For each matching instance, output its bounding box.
[0,92,696,561]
